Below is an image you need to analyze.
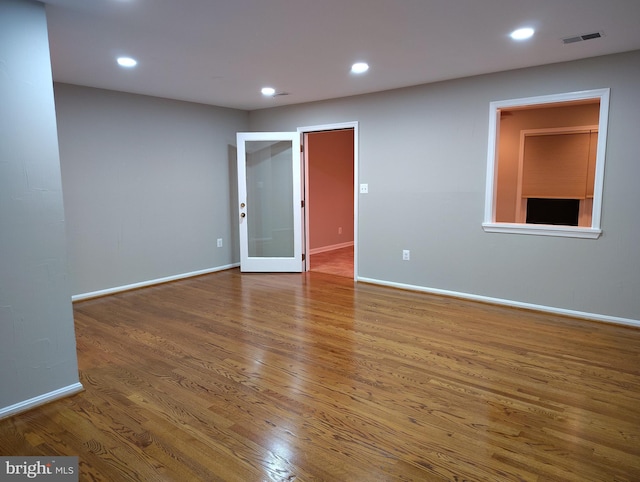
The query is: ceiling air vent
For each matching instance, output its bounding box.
[562,31,603,45]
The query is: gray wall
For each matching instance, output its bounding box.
[249,51,640,323]
[54,84,248,296]
[0,0,80,413]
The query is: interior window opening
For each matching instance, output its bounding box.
[483,89,610,239]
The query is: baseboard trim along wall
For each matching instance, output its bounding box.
[0,382,84,420]
[71,263,240,302]
[309,241,354,255]
[71,265,638,325]
[357,276,640,329]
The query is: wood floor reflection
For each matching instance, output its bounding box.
[309,245,354,278]
[1,269,639,481]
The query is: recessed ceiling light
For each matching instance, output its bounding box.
[351,62,369,74]
[117,57,137,68]
[261,87,276,96]
[510,27,535,40]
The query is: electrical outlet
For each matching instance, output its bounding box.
[402,249,410,261]
[217,238,223,248]
[338,227,342,234]
[359,183,369,194]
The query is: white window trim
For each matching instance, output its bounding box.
[483,88,610,239]
[481,222,602,239]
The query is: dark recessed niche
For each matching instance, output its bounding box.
[526,198,580,226]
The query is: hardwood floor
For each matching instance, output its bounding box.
[1,269,640,481]
[310,245,354,278]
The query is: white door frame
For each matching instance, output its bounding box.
[297,121,359,280]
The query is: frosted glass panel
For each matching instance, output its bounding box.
[245,140,294,257]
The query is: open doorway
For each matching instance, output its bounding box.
[302,126,356,279]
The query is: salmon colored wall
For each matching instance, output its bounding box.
[307,129,354,251]
[496,103,600,222]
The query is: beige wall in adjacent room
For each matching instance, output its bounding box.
[307,130,355,251]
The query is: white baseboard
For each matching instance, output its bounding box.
[0,382,84,420]
[309,241,354,255]
[72,263,240,301]
[357,276,640,328]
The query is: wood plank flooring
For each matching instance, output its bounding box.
[1,269,640,481]
[310,245,354,278]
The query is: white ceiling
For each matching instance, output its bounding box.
[43,0,640,111]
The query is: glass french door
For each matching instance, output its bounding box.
[236,132,303,272]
